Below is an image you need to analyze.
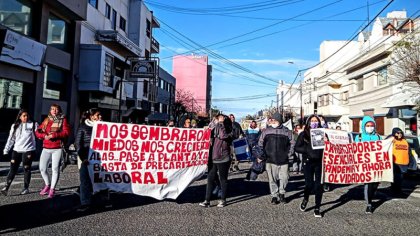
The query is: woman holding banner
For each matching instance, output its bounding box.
[199,114,233,208]
[294,115,324,218]
[75,108,102,212]
[354,116,381,214]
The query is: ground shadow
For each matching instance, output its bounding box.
[0,191,159,233]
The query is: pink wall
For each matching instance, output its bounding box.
[172,55,210,113]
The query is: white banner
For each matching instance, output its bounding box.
[88,122,211,200]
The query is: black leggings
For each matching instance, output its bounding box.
[5,151,34,190]
[205,160,231,201]
[303,160,323,209]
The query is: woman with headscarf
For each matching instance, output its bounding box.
[354,116,382,214]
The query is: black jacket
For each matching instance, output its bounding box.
[294,132,323,162]
[211,123,233,162]
[75,122,93,161]
[258,126,293,165]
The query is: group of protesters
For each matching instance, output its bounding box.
[199,112,415,217]
[1,107,415,216]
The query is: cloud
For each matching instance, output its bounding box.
[228,58,317,68]
[160,46,190,54]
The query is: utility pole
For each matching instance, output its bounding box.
[300,79,303,123]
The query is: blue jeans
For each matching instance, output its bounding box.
[79,163,93,205]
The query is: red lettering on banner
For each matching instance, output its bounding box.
[96,123,108,138]
[149,126,160,140]
[120,124,128,139]
[363,142,371,152]
[92,139,104,150]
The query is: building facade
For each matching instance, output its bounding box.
[276,80,301,122]
[172,55,212,116]
[302,10,419,136]
[78,0,160,123]
[0,0,87,146]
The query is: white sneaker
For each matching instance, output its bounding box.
[217,200,226,207]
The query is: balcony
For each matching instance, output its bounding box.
[95,30,142,57]
[151,36,160,54]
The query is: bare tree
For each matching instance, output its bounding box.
[175,89,203,113]
[390,32,420,89]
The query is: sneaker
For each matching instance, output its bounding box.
[217,200,226,208]
[212,186,220,195]
[365,205,373,214]
[40,185,50,195]
[234,166,240,171]
[1,186,8,196]
[20,188,30,195]
[77,204,91,212]
[199,201,210,208]
[279,194,286,204]
[48,189,55,198]
[314,209,322,218]
[271,197,279,205]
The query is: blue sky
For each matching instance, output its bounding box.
[145,0,419,118]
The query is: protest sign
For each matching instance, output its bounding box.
[324,129,352,145]
[310,128,326,149]
[323,139,393,184]
[88,122,211,200]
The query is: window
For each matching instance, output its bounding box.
[318,95,324,107]
[146,19,151,38]
[43,65,66,100]
[119,16,126,31]
[47,14,68,51]
[145,49,150,59]
[111,9,117,30]
[143,80,148,97]
[0,78,23,109]
[0,0,33,36]
[342,91,349,104]
[357,78,364,91]
[88,0,98,8]
[103,54,114,87]
[105,3,111,19]
[377,67,388,86]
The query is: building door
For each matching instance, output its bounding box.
[374,117,384,135]
[352,118,360,133]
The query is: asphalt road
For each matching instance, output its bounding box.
[1,162,420,235]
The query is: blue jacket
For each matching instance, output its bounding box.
[354,116,382,142]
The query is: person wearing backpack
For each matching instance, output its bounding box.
[258,112,294,205]
[35,104,70,198]
[294,114,324,217]
[199,114,233,208]
[354,115,382,214]
[1,109,38,196]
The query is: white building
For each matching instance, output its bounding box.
[302,10,419,136]
[78,0,160,122]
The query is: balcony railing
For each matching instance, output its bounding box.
[151,36,160,53]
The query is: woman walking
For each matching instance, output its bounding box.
[35,104,70,198]
[199,114,233,207]
[75,108,102,211]
[1,109,37,195]
[294,115,324,218]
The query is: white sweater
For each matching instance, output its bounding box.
[3,122,38,154]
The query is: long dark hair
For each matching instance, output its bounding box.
[81,108,100,123]
[222,115,233,134]
[303,114,322,141]
[12,109,31,137]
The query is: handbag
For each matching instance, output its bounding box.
[251,160,265,174]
